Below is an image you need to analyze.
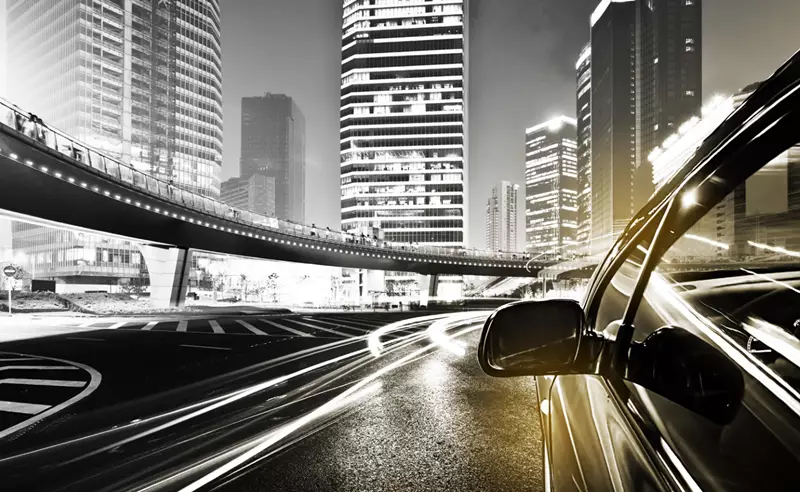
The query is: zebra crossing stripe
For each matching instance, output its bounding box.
[209,320,225,334]
[108,321,128,329]
[78,321,96,328]
[235,320,266,335]
[177,320,188,332]
[309,318,370,334]
[0,400,50,415]
[0,378,87,388]
[289,319,354,338]
[142,321,158,330]
[260,319,311,337]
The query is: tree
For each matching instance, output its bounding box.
[239,274,248,301]
[266,273,279,303]
[118,277,147,296]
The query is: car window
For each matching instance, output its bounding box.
[626,137,800,490]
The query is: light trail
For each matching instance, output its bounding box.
[425,311,490,356]
[176,315,488,492]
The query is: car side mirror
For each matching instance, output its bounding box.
[628,327,744,425]
[478,299,585,377]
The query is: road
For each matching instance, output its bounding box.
[0,311,544,491]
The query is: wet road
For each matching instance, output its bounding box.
[0,311,543,491]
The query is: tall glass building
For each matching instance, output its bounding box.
[485,181,519,252]
[5,0,222,291]
[240,94,305,223]
[525,117,578,255]
[339,0,468,248]
[576,43,592,252]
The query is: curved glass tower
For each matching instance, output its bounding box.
[339,0,468,248]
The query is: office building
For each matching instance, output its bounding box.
[221,175,277,219]
[5,0,222,290]
[485,181,520,252]
[339,0,468,248]
[240,94,306,223]
[525,117,578,255]
[576,43,592,251]
[590,0,637,254]
[635,0,703,211]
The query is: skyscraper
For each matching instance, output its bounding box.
[339,0,468,247]
[5,0,222,290]
[221,174,277,219]
[240,94,306,223]
[576,43,592,251]
[485,181,519,252]
[635,0,702,211]
[525,117,578,255]
[590,0,637,254]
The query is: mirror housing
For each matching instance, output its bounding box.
[478,299,585,377]
[628,327,745,425]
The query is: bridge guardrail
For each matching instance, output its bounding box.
[0,98,533,265]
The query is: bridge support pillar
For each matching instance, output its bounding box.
[416,274,439,307]
[139,245,192,308]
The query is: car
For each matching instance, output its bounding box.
[478,51,800,491]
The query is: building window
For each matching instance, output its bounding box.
[685,90,695,96]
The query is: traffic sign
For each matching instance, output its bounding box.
[3,266,17,278]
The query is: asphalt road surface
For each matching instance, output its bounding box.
[0,311,544,491]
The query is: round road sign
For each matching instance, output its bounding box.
[3,266,17,278]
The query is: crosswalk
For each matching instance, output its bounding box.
[0,353,99,439]
[58,314,428,341]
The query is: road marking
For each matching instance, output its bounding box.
[235,320,266,335]
[209,320,225,334]
[109,321,128,329]
[78,321,96,328]
[0,352,102,441]
[0,366,79,372]
[0,357,39,362]
[0,400,51,415]
[142,321,158,330]
[66,337,105,342]
[309,318,371,334]
[177,320,188,332]
[322,316,382,328]
[179,344,231,351]
[260,319,311,337]
[290,319,353,338]
[0,378,86,388]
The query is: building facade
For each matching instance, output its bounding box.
[525,117,578,255]
[339,0,468,248]
[240,94,306,223]
[220,174,277,219]
[635,0,702,211]
[485,181,519,252]
[5,0,222,289]
[590,0,637,254]
[576,43,592,252]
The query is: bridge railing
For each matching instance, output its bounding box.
[0,98,531,263]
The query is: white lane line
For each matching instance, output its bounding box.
[321,316,383,328]
[260,319,311,337]
[309,318,371,334]
[0,358,38,362]
[0,400,51,415]
[109,321,128,329]
[209,320,225,334]
[177,320,188,332]
[142,321,158,331]
[0,378,87,388]
[178,344,231,351]
[0,366,79,372]
[78,321,96,328]
[289,319,353,338]
[235,320,266,335]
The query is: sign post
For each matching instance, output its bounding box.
[3,266,17,315]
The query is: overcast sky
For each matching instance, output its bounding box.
[3,1,799,247]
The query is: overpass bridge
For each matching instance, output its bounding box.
[0,98,550,306]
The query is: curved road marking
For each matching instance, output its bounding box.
[0,352,102,440]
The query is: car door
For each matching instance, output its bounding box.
[544,209,672,491]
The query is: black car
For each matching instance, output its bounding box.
[479,51,800,490]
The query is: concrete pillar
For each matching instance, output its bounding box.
[415,274,439,307]
[139,245,192,308]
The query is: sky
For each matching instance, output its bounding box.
[3,1,800,248]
